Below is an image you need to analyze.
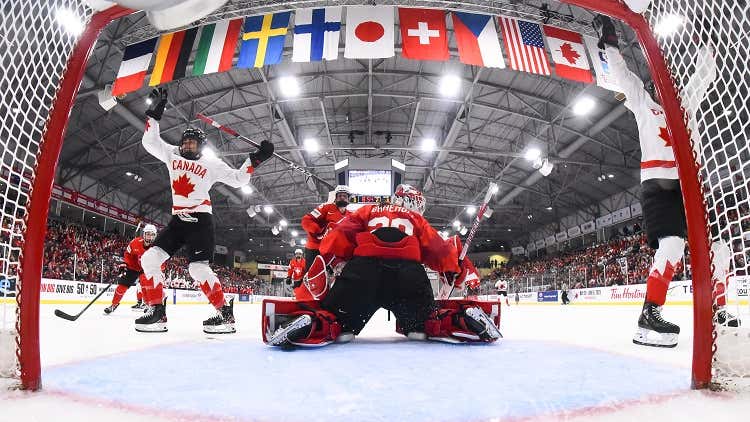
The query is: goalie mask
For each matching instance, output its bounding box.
[180,128,206,160]
[392,184,426,215]
[333,185,351,208]
[143,224,157,246]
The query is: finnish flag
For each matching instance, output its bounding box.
[292,7,342,62]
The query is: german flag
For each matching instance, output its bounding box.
[149,27,198,86]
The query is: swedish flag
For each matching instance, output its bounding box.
[237,12,290,68]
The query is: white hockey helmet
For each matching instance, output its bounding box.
[142,224,157,244]
[333,185,351,207]
[392,184,426,215]
[294,248,303,256]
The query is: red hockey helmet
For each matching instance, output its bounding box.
[392,184,426,215]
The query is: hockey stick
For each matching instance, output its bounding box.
[438,182,498,299]
[54,281,115,321]
[196,113,335,190]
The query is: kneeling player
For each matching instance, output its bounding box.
[104,224,157,314]
[264,184,501,347]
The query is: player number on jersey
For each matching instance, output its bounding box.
[367,217,414,235]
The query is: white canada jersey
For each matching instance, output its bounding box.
[606,47,678,182]
[142,117,255,214]
[495,280,507,291]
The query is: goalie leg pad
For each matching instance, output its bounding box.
[262,299,342,347]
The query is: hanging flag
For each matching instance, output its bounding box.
[193,19,243,76]
[583,36,621,92]
[237,12,290,68]
[451,12,505,68]
[543,25,593,83]
[498,16,550,75]
[344,6,395,59]
[111,37,157,96]
[398,8,449,61]
[149,27,199,86]
[292,7,342,62]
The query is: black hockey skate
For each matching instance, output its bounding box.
[633,301,679,348]
[103,303,118,315]
[267,314,314,347]
[131,300,144,310]
[135,300,167,333]
[203,297,236,334]
[715,308,741,328]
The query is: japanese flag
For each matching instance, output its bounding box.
[344,6,395,59]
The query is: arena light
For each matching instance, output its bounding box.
[572,97,596,116]
[466,206,476,216]
[459,227,468,236]
[608,173,615,179]
[303,138,319,153]
[439,74,462,97]
[654,14,684,37]
[539,159,554,177]
[524,147,542,162]
[546,206,553,211]
[246,207,257,218]
[145,97,153,105]
[240,185,253,195]
[279,76,301,97]
[452,220,461,228]
[301,239,307,245]
[291,229,299,237]
[271,226,280,236]
[56,9,84,36]
[279,219,288,227]
[421,138,437,152]
[490,185,499,194]
[263,205,274,215]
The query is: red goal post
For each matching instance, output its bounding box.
[1,0,742,391]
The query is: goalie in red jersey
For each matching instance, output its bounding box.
[264,184,501,347]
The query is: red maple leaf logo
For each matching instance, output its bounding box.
[658,126,672,147]
[560,42,580,64]
[172,174,195,198]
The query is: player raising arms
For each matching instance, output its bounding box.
[266,184,500,347]
[300,185,351,273]
[103,224,157,315]
[136,88,274,333]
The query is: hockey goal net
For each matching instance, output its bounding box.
[0,0,746,391]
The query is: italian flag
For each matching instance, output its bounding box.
[193,19,243,76]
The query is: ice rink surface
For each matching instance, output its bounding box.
[2,301,750,421]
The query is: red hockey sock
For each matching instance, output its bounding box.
[140,276,164,305]
[645,261,676,306]
[200,280,225,309]
[112,284,128,306]
[714,279,727,307]
[136,288,143,302]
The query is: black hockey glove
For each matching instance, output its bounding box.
[249,140,274,168]
[145,88,168,121]
[285,277,292,286]
[292,279,304,289]
[592,14,619,50]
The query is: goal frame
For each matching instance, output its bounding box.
[13,0,713,390]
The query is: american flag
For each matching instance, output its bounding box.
[499,17,551,75]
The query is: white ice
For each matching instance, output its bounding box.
[1,301,749,421]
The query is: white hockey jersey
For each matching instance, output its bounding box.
[494,279,507,291]
[142,117,255,214]
[606,47,678,182]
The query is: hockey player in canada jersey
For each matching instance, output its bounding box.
[103,224,158,315]
[136,88,274,333]
[264,184,501,347]
[285,249,310,300]
[300,185,351,273]
[593,16,738,347]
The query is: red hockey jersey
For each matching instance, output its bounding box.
[287,257,307,281]
[301,202,349,249]
[123,237,150,272]
[320,204,460,273]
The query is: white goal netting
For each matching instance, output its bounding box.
[0,1,94,383]
[643,1,750,387]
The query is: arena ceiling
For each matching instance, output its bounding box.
[58,0,650,256]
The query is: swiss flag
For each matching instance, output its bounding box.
[398,8,449,61]
[542,25,593,83]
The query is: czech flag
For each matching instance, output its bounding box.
[451,12,505,68]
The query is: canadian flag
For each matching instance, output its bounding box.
[398,8,449,61]
[344,6,395,59]
[543,25,593,83]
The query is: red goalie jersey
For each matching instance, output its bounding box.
[320,204,460,274]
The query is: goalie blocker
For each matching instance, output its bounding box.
[262,298,502,346]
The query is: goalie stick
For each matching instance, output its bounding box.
[196,113,334,190]
[438,182,498,299]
